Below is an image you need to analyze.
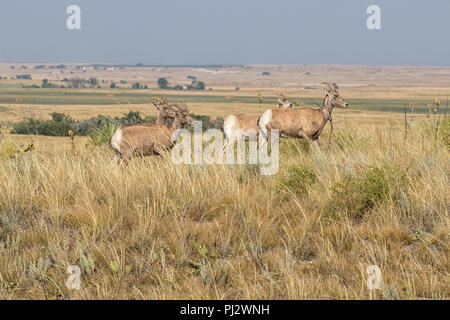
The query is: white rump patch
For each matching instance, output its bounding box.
[110,128,122,153]
[258,109,272,141]
[223,115,238,141]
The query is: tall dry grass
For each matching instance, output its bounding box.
[0,115,448,299]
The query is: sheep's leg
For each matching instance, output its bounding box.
[110,154,121,165]
[220,138,232,156]
[258,126,269,149]
[267,128,272,146]
[264,126,273,154]
[313,139,321,152]
[112,154,128,167]
[221,135,238,156]
[120,148,133,165]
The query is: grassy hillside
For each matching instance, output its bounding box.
[0,115,448,299]
[0,64,448,299]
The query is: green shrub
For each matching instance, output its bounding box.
[120,110,144,124]
[10,111,153,138]
[9,110,215,139]
[439,117,450,147]
[279,165,317,195]
[12,118,71,136]
[88,121,119,146]
[192,114,224,131]
[325,166,407,220]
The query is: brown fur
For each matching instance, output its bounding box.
[258,83,348,145]
[111,105,194,159]
[222,94,295,148]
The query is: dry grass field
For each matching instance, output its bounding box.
[0,64,448,299]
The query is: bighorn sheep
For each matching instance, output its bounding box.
[276,93,294,109]
[121,97,176,129]
[153,97,176,125]
[258,83,348,148]
[222,94,294,153]
[111,103,194,159]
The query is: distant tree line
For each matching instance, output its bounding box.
[32,64,66,69]
[16,74,32,80]
[41,79,59,88]
[62,77,100,88]
[11,111,156,137]
[157,77,205,91]
[16,77,133,89]
[10,111,224,137]
[131,82,148,89]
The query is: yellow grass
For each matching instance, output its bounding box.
[0,113,448,299]
[1,63,448,299]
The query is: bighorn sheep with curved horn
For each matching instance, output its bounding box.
[258,82,348,149]
[221,93,295,153]
[120,97,176,129]
[152,96,176,125]
[111,102,194,159]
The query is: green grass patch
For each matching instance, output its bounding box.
[324,166,408,220]
[278,165,317,195]
[439,117,450,147]
[88,121,119,146]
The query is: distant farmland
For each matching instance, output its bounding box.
[0,87,443,115]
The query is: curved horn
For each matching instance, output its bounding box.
[175,101,189,112]
[171,103,185,111]
[150,96,166,104]
[322,82,337,91]
[179,104,189,112]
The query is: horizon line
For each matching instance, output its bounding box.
[1,62,450,69]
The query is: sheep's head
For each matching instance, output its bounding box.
[175,103,195,126]
[322,82,349,109]
[152,96,177,118]
[277,93,294,108]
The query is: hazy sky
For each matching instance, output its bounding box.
[1,0,449,66]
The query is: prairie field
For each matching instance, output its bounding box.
[0,64,449,299]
